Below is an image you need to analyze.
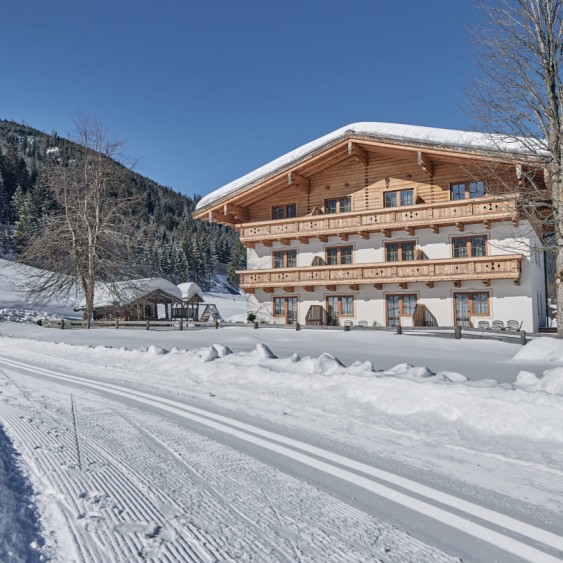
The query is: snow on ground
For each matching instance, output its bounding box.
[1,259,563,560]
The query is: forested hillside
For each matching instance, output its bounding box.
[0,120,245,290]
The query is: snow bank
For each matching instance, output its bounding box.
[514,337,563,363]
[3,338,562,446]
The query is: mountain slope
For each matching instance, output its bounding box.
[0,119,245,289]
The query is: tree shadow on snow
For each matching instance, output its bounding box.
[0,424,44,562]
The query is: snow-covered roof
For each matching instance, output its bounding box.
[177,282,204,301]
[196,122,541,210]
[77,277,182,309]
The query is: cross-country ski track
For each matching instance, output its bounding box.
[0,351,562,562]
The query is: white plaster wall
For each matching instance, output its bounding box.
[245,219,547,332]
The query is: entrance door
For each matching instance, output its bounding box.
[454,293,470,327]
[286,297,298,324]
[326,296,339,326]
[386,295,400,327]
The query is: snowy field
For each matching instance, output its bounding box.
[1,260,563,561]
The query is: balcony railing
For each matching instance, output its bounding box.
[239,196,518,244]
[238,254,522,289]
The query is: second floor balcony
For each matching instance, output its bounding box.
[238,254,523,291]
[240,196,519,246]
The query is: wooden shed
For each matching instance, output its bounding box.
[76,278,184,321]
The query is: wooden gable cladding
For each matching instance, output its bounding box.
[243,147,477,222]
[194,134,526,224]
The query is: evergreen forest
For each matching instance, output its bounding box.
[0,120,245,291]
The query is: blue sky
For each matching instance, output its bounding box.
[1,1,479,199]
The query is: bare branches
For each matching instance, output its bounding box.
[20,119,146,326]
[472,0,563,330]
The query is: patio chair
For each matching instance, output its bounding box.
[506,320,522,331]
[477,320,490,330]
[492,320,505,331]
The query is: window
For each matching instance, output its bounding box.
[385,241,416,262]
[454,292,490,326]
[273,249,297,268]
[272,203,297,220]
[273,296,298,323]
[386,294,417,326]
[452,236,487,258]
[327,295,354,322]
[384,189,414,208]
[450,181,486,200]
[325,197,351,214]
[326,245,353,265]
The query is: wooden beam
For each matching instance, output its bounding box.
[263,287,274,293]
[304,286,315,292]
[382,229,391,238]
[262,240,273,247]
[453,280,461,288]
[430,224,439,234]
[374,283,383,290]
[244,288,255,294]
[406,227,415,236]
[483,220,491,230]
[417,151,434,177]
[516,164,524,187]
[340,233,349,241]
[512,216,519,227]
[243,241,255,249]
[223,203,249,222]
[326,285,336,291]
[349,284,359,291]
[399,282,408,289]
[425,281,434,288]
[455,222,464,232]
[359,231,370,240]
[483,279,490,287]
[283,286,294,293]
[318,235,329,243]
[279,238,291,246]
[288,171,311,194]
[210,210,237,225]
[347,141,368,167]
[298,236,310,244]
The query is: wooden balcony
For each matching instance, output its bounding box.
[239,254,523,291]
[239,196,518,246]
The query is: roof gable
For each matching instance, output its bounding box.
[195,122,541,215]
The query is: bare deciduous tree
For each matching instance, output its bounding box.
[472,0,563,332]
[23,117,144,327]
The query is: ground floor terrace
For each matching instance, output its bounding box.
[248,279,547,333]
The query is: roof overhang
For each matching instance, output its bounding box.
[193,124,545,222]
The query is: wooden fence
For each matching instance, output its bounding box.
[40,317,532,344]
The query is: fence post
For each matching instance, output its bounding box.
[396,324,402,335]
[215,319,220,329]
[519,330,527,345]
[253,321,259,329]
[115,318,119,329]
[146,320,150,330]
[179,319,183,331]
[454,325,462,339]
[295,321,301,331]
[344,324,350,332]
[61,319,65,330]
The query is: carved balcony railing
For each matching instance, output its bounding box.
[238,254,523,291]
[239,196,519,246]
